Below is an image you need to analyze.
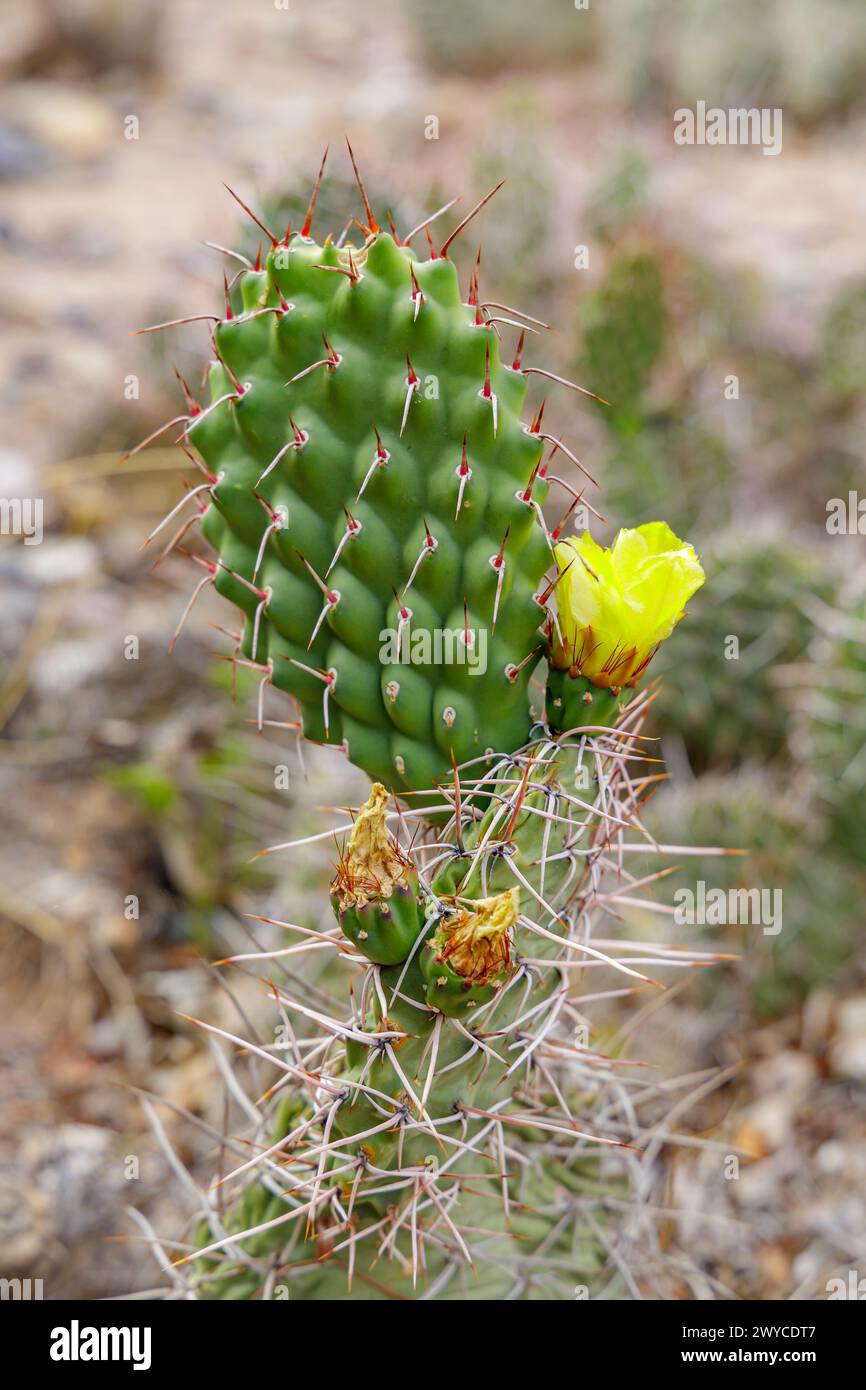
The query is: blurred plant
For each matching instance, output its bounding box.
[645,769,863,1017]
[653,532,835,773]
[406,0,597,75]
[786,569,866,873]
[599,0,866,125]
[104,666,313,946]
[821,277,866,406]
[472,90,556,311]
[574,239,735,532]
[579,247,666,435]
[586,150,652,246]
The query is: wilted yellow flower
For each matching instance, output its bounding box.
[551,522,705,689]
[433,888,518,985]
[333,782,413,910]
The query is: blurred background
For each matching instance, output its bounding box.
[1,0,864,1299]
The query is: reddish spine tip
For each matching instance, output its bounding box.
[345,137,380,235]
[521,459,541,503]
[387,209,404,245]
[493,523,511,566]
[512,328,526,371]
[301,145,330,238]
[528,399,546,435]
[222,182,278,247]
[173,365,201,416]
[539,438,559,479]
[390,583,410,621]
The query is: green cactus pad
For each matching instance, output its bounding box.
[185,226,551,793]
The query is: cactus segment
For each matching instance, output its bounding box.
[173,207,554,792]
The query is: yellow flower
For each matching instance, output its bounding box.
[333,782,413,909]
[551,522,705,689]
[434,888,518,986]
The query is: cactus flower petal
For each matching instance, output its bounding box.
[552,522,705,688]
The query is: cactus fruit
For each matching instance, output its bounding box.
[134,151,710,1300]
[330,782,421,964]
[419,886,518,1014]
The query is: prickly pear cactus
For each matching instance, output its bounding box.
[134,149,709,1301]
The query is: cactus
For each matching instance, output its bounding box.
[132,151,710,1300]
[132,147,573,796]
[164,709,709,1301]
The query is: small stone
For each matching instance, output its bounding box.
[830,1036,866,1081]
